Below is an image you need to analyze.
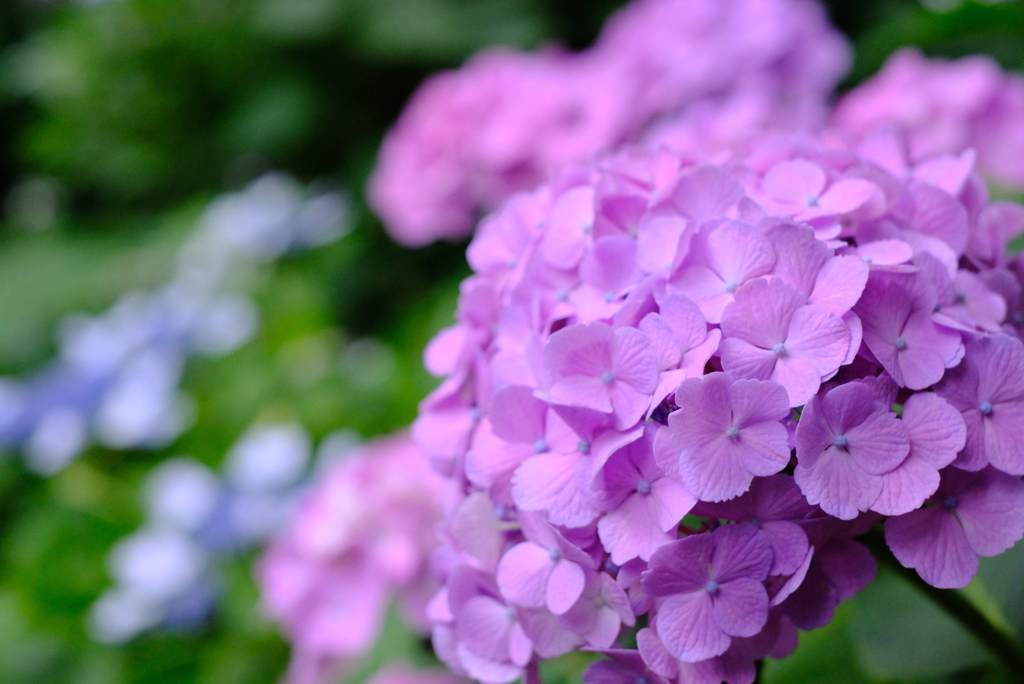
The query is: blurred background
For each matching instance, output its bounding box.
[0,0,1022,682]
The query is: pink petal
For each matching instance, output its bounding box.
[805,178,876,219]
[810,256,869,316]
[497,542,553,608]
[670,165,744,222]
[612,327,660,394]
[547,560,586,615]
[762,159,826,208]
[719,339,778,383]
[512,452,598,528]
[541,186,594,269]
[784,305,851,377]
[637,216,687,273]
[599,494,674,564]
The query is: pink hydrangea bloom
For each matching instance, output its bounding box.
[369,0,849,245]
[832,48,1024,189]
[257,433,449,684]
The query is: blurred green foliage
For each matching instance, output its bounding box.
[0,0,1020,683]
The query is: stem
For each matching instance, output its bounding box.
[861,527,1024,674]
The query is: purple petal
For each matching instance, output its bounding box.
[678,436,760,502]
[713,578,769,638]
[710,524,774,584]
[957,467,1024,557]
[885,507,977,589]
[657,591,730,662]
[902,392,966,470]
[843,408,910,475]
[721,278,803,350]
[545,322,613,383]
[642,536,713,597]
[760,521,811,577]
[810,178,877,218]
[872,456,940,517]
[784,305,851,377]
[794,448,883,520]
[637,627,680,679]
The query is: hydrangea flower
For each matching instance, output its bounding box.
[258,432,448,684]
[832,48,1024,189]
[369,0,850,245]
[410,125,1024,680]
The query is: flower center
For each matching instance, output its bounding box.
[772,342,786,356]
[833,434,848,448]
[725,425,740,439]
[894,336,908,351]
[725,280,738,294]
[943,495,958,511]
[636,479,652,495]
[577,439,591,454]
[533,439,548,453]
[604,291,616,303]
[979,401,993,416]
[548,548,561,561]
[600,372,614,384]
[750,517,762,528]
[704,580,720,595]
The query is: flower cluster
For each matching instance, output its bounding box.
[413,131,1024,682]
[258,432,451,684]
[831,48,1024,189]
[368,0,848,246]
[89,422,316,643]
[0,174,349,474]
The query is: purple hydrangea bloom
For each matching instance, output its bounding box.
[667,373,791,501]
[794,382,910,519]
[496,513,595,615]
[935,334,1024,475]
[885,466,1024,588]
[853,270,964,390]
[695,475,815,576]
[720,278,850,407]
[593,426,696,564]
[403,85,1024,682]
[544,322,659,430]
[641,524,772,662]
